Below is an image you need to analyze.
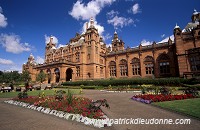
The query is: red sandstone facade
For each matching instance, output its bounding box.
[23,11,200,83]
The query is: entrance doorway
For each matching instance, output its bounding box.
[54,68,60,83]
[47,69,51,84]
[66,68,73,81]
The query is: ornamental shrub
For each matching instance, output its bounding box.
[184,87,199,97]
[67,89,73,105]
[61,78,190,87]
[18,90,28,99]
[55,90,66,101]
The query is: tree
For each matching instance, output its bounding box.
[0,71,21,83]
[10,71,20,82]
[21,70,31,83]
[36,71,46,83]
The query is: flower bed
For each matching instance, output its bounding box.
[131,94,195,104]
[4,96,112,128]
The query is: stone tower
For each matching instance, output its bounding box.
[111,31,125,51]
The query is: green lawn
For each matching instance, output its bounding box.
[153,98,200,119]
[0,89,81,98]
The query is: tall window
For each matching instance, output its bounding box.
[145,63,154,74]
[75,52,80,62]
[158,54,170,75]
[67,55,71,61]
[95,46,98,54]
[190,57,200,71]
[87,54,90,60]
[76,66,80,77]
[109,61,116,77]
[100,67,103,74]
[144,56,154,75]
[131,58,140,75]
[119,59,128,76]
[159,62,170,74]
[100,59,103,64]
[188,48,200,71]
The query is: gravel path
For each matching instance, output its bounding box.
[0,90,200,130]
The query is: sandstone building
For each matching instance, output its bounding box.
[23,11,200,83]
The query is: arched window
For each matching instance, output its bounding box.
[54,68,60,83]
[119,59,128,76]
[144,56,154,74]
[109,61,116,77]
[157,54,170,75]
[66,68,73,81]
[131,58,140,75]
[47,69,51,84]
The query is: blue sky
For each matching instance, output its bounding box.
[0,0,199,72]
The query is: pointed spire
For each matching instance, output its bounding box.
[113,30,118,40]
[29,53,34,59]
[174,23,180,29]
[90,17,94,27]
[50,35,53,43]
[193,9,198,15]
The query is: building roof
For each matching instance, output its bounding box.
[182,22,199,32]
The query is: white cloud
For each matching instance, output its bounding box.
[107,10,119,18]
[82,19,104,36]
[0,58,13,65]
[0,7,8,28]
[57,44,66,48]
[141,39,153,46]
[9,66,22,73]
[131,3,141,14]
[0,33,32,54]
[35,56,44,64]
[44,35,58,44]
[69,0,116,20]
[104,33,112,40]
[107,16,134,29]
[161,34,165,38]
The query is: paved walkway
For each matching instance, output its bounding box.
[0,90,200,130]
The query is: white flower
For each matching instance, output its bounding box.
[4,100,111,128]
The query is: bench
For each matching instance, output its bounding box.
[45,85,52,90]
[183,71,200,79]
[1,87,12,92]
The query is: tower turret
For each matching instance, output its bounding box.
[111,31,124,51]
[173,23,182,36]
[192,9,200,23]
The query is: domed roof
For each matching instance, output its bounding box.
[51,46,56,50]
[193,9,199,15]
[174,23,180,29]
[29,53,34,59]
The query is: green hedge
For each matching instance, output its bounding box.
[61,78,191,87]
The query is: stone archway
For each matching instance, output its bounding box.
[47,69,51,84]
[66,68,73,81]
[54,68,60,83]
